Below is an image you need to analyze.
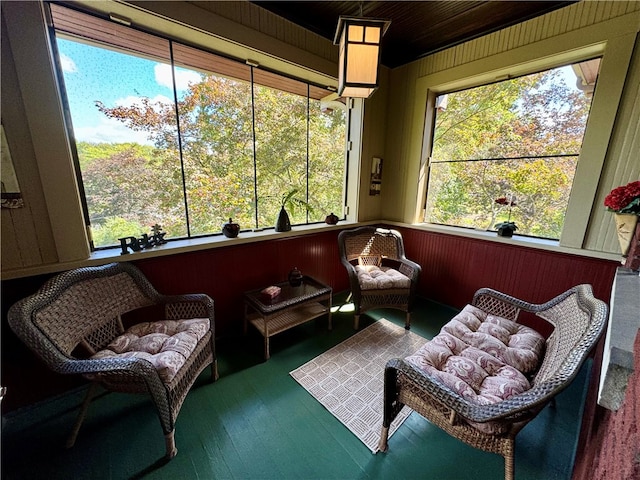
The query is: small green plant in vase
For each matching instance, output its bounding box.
[494,195,518,237]
[275,189,313,232]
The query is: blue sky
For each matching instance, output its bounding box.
[57,37,201,145]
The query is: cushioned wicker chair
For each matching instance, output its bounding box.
[338,226,421,330]
[8,262,217,460]
[378,284,607,480]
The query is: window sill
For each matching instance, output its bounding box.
[386,221,622,262]
[1,221,367,281]
[2,219,620,281]
[91,222,363,261]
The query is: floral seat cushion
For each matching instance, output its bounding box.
[405,305,545,434]
[91,318,210,384]
[355,264,411,290]
[440,305,544,373]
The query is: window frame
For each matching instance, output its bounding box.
[423,59,600,240]
[410,39,632,250]
[47,2,351,251]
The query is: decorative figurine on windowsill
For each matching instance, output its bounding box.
[222,218,240,238]
[275,189,313,232]
[118,224,167,255]
[495,221,518,238]
[325,212,339,225]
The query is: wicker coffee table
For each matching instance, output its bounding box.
[243,276,332,360]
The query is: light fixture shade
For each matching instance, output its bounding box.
[334,16,390,99]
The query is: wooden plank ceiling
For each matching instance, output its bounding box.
[251,1,575,68]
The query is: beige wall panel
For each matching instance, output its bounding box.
[344,100,364,223]
[537,14,548,40]
[3,2,89,265]
[240,2,261,31]
[600,2,613,22]
[186,0,338,70]
[571,3,582,27]
[561,32,637,248]
[377,68,407,222]
[622,1,636,16]
[383,62,423,223]
[547,8,559,37]
[2,209,44,267]
[587,2,599,25]
[402,63,433,225]
[1,12,57,269]
[357,67,389,221]
[1,213,23,270]
[585,36,640,254]
[410,1,640,78]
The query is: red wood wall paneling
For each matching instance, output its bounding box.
[397,227,616,307]
[130,230,350,338]
[129,226,617,339]
[396,226,617,335]
[1,226,618,413]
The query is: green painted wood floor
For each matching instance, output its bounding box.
[2,295,590,479]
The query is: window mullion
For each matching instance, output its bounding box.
[250,66,259,230]
[432,153,580,164]
[306,84,310,224]
[169,41,191,237]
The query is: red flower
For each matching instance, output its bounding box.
[495,195,518,226]
[495,197,516,207]
[604,180,640,213]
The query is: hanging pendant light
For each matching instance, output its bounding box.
[333,15,390,99]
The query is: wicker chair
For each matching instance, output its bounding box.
[378,284,607,480]
[7,262,217,460]
[338,227,421,330]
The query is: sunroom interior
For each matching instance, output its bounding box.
[1,1,639,479]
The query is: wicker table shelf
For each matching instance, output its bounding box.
[243,276,332,360]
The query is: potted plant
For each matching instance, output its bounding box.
[275,189,313,232]
[495,221,518,237]
[494,195,518,237]
[604,180,640,260]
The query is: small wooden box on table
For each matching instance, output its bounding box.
[243,276,332,360]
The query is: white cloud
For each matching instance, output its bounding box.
[154,63,202,91]
[73,117,154,145]
[59,53,77,73]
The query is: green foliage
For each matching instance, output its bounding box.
[273,188,315,222]
[76,142,154,169]
[427,66,594,239]
[84,72,345,245]
[91,217,146,247]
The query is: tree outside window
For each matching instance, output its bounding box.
[52,5,346,249]
[425,59,600,239]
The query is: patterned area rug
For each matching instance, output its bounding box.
[290,319,427,452]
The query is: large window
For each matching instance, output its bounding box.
[50,4,347,249]
[425,59,600,239]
